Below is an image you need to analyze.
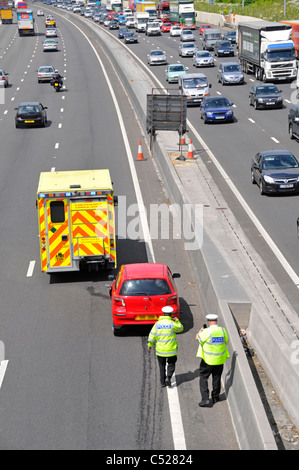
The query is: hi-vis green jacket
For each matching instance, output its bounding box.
[196,325,230,365]
[148,316,184,357]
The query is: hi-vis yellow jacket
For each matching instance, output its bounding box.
[148,316,184,357]
[196,325,230,365]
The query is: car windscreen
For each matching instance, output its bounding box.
[119,279,171,296]
[223,65,240,72]
[197,52,210,57]
[206,98,230,108]
[256,86,279,95]
[151,50,163,55]
[183,78,208,88]
[219,41,231,47]
[169,66,184,72]
[262,155,299,170]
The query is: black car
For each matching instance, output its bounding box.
[118,26,129,39]
[249,84,283,110]
[214,40,234,56]
[109,20,118,30]
[15,102,48,128]
[124,32,138,44]
[288,103,299,141]
[251,150,299,195]
[221,30,237,44]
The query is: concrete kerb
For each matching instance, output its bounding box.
[64,13,278,449]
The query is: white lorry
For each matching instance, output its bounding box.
[238,21,297,82]
[134,11,149,32]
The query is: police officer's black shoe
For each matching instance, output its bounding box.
[212,396,220,404]
[165,378,171,387]
[198,399,210,407]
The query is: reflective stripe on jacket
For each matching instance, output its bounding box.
[148,315,184,357]
[196,325,230,365]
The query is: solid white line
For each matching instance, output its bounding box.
[167,374,186,450]
[0,360,9,389]
[62,17,186,449]
[26,260,36,277]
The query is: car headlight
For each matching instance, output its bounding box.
[206,112,213,117]
[257,98,264,103]
[226,110,233,115]
[264,175,275,184]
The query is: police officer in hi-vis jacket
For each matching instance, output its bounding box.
[196,314,230,407]
[148,306,184,388]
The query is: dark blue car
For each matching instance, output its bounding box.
[214,40,234,57]
[200,96,234,123]
[118,26,129,38]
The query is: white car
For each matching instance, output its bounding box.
[170,25,181,37]
[37,9,44,16]
[126,17,135,28]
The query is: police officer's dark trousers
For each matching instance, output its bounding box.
[157,355,177,385]
[199,359,223,401]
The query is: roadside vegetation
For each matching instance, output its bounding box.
[195,0,299,21]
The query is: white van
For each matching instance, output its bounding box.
[178,73,211,105]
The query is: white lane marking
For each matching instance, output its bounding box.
[60,108,64,112]
[55,143,59,149]
[26,260,36,277]
[67,18,186,449]
[285,99,291,104]
[0,360,9,390]
[248,118,255,123]
[167,374,186,450]
[51,167,55,172]
[58,123,62,128]
[271,137,280,143]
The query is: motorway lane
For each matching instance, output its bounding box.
[0,9,238,450]
[89,19,299,304]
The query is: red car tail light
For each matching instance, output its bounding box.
[1,76,5,81]
[114,297,126,307]
[166,295,178,305]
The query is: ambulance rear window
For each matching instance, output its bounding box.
[50,201,65,223]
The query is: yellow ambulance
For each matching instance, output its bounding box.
[36,169,117,273]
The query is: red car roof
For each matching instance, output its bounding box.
[123,263,167,279]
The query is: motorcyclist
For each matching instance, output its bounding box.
[51,70,63,87]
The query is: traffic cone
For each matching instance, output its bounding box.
[187,139,194,159]
[137,140,145,160]
[179,133,186,145]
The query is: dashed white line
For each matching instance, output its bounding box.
[248,118,255,123]
[26,260,36,277]
[271,137,280,143]
[55,143,59,149]
[58,123,62,128]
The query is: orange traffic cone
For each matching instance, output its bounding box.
[179,133,186,145]
[137,140,145,160]
[187,139,194,159]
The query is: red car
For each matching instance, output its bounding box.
[161,22,172,32]
[109,263,180,335]
[199,24,213,35]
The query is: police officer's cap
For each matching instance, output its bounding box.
[162,306,174,315]
[206,314,218,321]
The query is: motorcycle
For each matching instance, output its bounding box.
[50,78,63,92]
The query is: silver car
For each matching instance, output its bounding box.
[180,29,195,42]
[0,69,9,87]
[217,62,244,85]
[147,49,167,66]
[179,42,197,57]
[45,28,57,37]
[37,65,55,83]
[43,39,58,52]
[193,50,214,68]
